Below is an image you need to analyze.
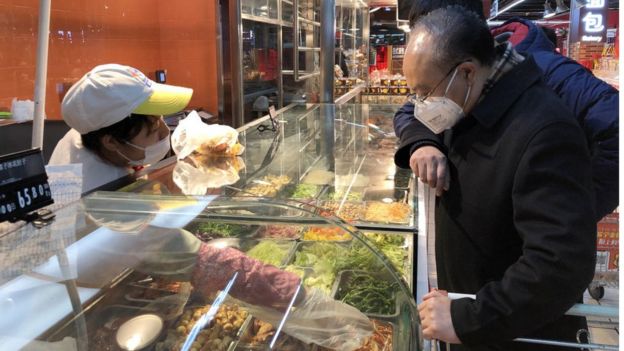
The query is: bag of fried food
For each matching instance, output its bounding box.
[171,110,245,160]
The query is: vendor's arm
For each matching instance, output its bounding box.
[191,243,302,310]
[450,121,596,344]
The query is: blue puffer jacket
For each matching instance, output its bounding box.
[393,17,619,221]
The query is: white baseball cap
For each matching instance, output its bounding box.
[62,64,193,134]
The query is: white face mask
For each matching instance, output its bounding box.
[117,135,171,166]
[413,68,471,134]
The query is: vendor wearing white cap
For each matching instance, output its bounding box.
[49,64,193,193]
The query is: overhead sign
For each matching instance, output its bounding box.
[570,0,608,43]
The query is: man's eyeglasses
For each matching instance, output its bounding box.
[407,60,471,104]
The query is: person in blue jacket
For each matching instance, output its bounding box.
[394,1,619,221]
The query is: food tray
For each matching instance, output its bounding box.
[205,238,296,267]
[288,184,325,201]
[76,305,165,351]
[239,175,293,198]
[362,188,408,204]
[281,265,341,297]
[125,283,182,303]
[185,220,260,241]
[318,187,364,202]
[333,270,400,319]
[158,302,250,351]
[235,317,315,351]
[255,224,304,240]
[359,201,412,225]
[311,319,397,351]
[317,201,366,223]
[300,225,353,242]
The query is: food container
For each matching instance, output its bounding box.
[157,303,249,351]
[116,314,164,351]
[236,317,315,351]
[240,174,293,198]
[289,184,324,200]
[380,78,391,86]
[205,238,296,267]
[334,270,399,319]
[361,201,412,225]
[186,221,260,241]
[256,224,303,240]
[89,305,164,351]
[317,201,365,223]
[363,188,408,203]
[287,242,352,281]
[300,225,353,241]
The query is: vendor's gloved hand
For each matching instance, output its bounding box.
[237,288,373,351]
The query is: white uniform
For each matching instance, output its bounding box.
[49,129,131,193]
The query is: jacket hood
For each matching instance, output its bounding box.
[491,17,555,53]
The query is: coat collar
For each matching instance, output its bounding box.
[469,56,543,129]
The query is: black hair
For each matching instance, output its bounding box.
[541,26,558,48]
[408,0,485,28]
[81,114,159,155]
[411,6,496,69]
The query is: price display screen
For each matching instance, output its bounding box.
[0,149,53,222]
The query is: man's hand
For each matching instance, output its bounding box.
[410,146,450,196]
[418,290,461,344]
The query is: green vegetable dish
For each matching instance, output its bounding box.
[246,241,292,267]
[336,271,399,315]
[187,222,255,241]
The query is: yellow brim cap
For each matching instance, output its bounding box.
[133,82,193,116]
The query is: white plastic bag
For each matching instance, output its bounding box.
[171,111,244,160]
[233,288,373,350]
[172,156,245,195]
[10,98,35,121]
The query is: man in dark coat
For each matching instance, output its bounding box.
[409,7,596,350]
[394,2,619,221]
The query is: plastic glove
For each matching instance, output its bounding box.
[235,288,373,351]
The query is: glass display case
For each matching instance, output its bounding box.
[0,192,419,350]
[123,103,416,290]
[334,1,370,103]
[221,0,323,127]
[125,104,416,232]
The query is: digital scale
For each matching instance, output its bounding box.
[0,148,55,224]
